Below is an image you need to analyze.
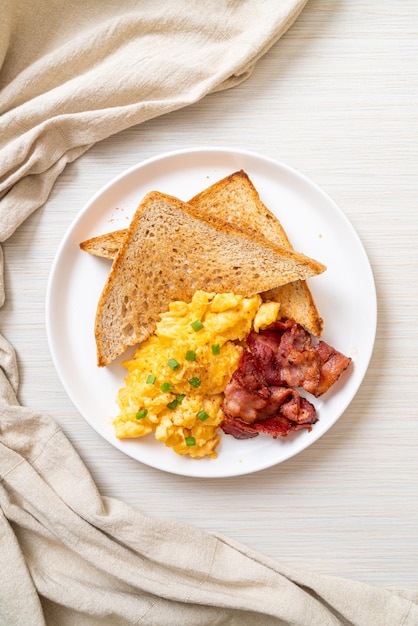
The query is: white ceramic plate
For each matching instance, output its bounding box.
[46,147,376,478]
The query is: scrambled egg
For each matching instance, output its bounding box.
[114,291,280,459]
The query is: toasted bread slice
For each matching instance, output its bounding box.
[189,171,324,336]
[189,170,293,246]
[81,171,324,336]
[95,191,325,366]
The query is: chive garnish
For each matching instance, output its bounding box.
[146,374,156,384]
[167,394,185,410]
[168,358,180,371]
[191,319,204,332]
[136,409,148,419]
[211,343,220,355]
[185,350,197,361]
[197,410,209,422]
[188,377,201,389]
[160,382,173,393]
[185,436,196,446]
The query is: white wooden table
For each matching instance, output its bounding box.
[3,1,418,589]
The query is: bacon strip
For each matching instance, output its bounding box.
[221,319,351,441]
[246,320,351,397]
[221,410,315,440]
[221,351,318,440]
[315,340,352,396]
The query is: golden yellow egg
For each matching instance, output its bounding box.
[113,291,279,459]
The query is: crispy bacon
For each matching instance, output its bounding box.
[221,319,351,441]
[246,320,351,397]
[315,340,352,396]
[221,351,318,440]
[221,411,315,440]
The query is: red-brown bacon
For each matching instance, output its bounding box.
[221,319,351,441]
[246,320,351,397]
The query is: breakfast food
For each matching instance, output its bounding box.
[80,170,323,337]
[114,291,280,458]
[81,169,351,460]
[94,190,325,367]
[114,292,350,459]
[221,319,351,440]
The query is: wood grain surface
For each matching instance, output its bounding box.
[2,1,417,589]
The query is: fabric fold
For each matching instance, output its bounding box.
[1,402,417,625]
[0,0,308,240]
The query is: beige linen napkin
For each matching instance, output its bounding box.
[1,361,417,625]
[0,0,306,242]
[1,1,418,625]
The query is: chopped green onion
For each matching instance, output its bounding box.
[191,319,204,332]
[197,410,209,422]
[160,382,173,393]
[185,350,197,361]
[168,358,180,371]
[211,343,221,355]
[185,436,196,446]
[136,409,148,420]
[146,374,156,384]
[167,394,185,410]
[188,377,201,389]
